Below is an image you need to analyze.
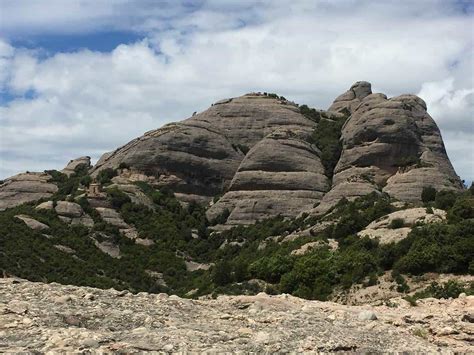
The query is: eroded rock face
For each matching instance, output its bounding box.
[92,95,316,207]
[1,278,471,352]
[0,83,463,224]
[0,172,58,211]
[317,85,462,212]
[207,128,329,224]
[328,81,373,114]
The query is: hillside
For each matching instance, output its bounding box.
[0,81,472,306]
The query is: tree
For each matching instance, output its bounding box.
[212,261,232,286]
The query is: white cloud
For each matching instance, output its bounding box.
[0,1,473,182]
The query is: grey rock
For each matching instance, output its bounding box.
[36,201,54,210]
[14,215,49,231]
[95,208,129,228]
[328,81,373,114]
[92,94,315,205]
[0,172,58,211]
[61,156,91,176]
[207,128,328,224]
[55,201,84,218]
[358,310,377,321]
[317,85,462,213]
[1,278,465,352]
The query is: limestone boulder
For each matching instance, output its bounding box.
[0,172,58,211]
[55,201,84,218]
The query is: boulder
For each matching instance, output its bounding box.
[95,207,129,228]
[0,172,58,211]
[14,215,49,231]
[36,201,54,210]
[55,201,84,218]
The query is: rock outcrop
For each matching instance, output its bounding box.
[207,128,329,224]
[0,172,58,211]
[61,156,91,176]
[54,201,94,228]
[316,84,462,212]
[14,215,49,231]
[92,94,318,212]
[358,207,446,244]
[0,83,463,224]
[1,278,472,352]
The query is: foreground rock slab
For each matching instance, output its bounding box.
[1,279,472,353]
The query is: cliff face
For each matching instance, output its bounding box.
[0,82,463,223]
[315,82,462,213]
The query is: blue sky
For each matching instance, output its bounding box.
[0,0,472,183]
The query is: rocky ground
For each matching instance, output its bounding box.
[1,278,472,353]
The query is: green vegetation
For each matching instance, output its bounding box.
[46,163,90,201]
[1,176,472,301]
[97,168,117,185]
[389,218,405,229]
[404,280,474,305]
[421,186,437,203]
[299,105,321,123]
[308,115,347,178]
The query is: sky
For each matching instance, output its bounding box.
[0,0,473,183]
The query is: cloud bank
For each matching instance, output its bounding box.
[0,0,472,182]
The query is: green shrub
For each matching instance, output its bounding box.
[107,188,131,209]
[389,218,405,229]
[97,168,117,185]
[421,186,437,203]
[435,190,457,210]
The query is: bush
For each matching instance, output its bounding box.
[389,218,405,229]
[435,190,457,210]
[308,116,347,178]
[118,162,130,169]
[97,168,117,185]
[107,188,131,209]
[421,186,437,203]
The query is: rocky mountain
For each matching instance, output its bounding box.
[0,82,462,224]
[0,82,472,344]
[1,278,473,353]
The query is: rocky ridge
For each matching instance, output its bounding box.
[1,278,473,353]
[0,82,463,225]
